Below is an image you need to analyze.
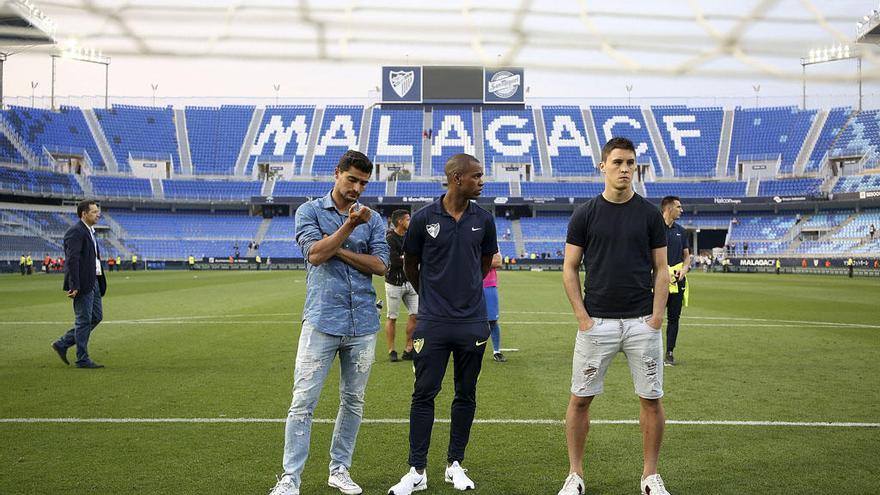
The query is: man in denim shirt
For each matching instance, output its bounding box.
[269,150,390,495]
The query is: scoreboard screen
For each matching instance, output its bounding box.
[422,66,484,103]
[381,65,525,104]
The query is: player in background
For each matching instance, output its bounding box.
[483,252,506,362]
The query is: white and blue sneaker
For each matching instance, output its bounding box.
[444,461,475,491]
[557,472,585,495]
[328,466,363,495]
[268,474,299,495]
[388,467,427,495]
[641,474,671,495]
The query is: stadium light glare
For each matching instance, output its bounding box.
[51,40,111,111]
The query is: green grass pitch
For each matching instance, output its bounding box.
[1,270,877,494]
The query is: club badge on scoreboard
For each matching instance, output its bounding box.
[381,66,422,103]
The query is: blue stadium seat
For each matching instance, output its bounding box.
[310,106,364,176]
[757,178,822,197]
[247,106,316,175]
[431,106,477,176]
[0,165,83,195]
[651,106,723,177]
[185,105,255,175]
[162,180,262,200]
[367,105,422,172]
[483,107,541,177]
[645,181,746,198]
[3,106,105,170]
[727,106,816,175]
[805,108,851,172]
[590,106,661,176]
[520,182,603,197]
[94,105,181,173]
[541,106,597,176]
[90,176,153,198]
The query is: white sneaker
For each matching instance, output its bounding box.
[641,474,671,495]
[444,461,475,491]
[268,474,299,495]
[328,466,363,495]
[557,472,585,495]
[388,467,427,495]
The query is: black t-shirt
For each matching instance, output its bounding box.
[665,221,689,266]
[385,230,407,286]
[566,193,667,319]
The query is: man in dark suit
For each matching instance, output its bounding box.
[51,200,108,369]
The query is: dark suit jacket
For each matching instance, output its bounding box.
[63,221,107,296]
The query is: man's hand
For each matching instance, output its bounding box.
[578,316,594,332]
[67,289,78,299]
[347,204,372,227]
[677,267,688,281]
[647,315,663,331]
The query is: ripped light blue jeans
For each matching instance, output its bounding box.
[281,319,377,488]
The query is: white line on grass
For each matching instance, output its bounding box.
[0,418,876,428]
[0,320,875,329]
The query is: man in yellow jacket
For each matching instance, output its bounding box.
[661,196,691,366]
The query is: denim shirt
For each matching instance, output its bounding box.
[295,192,390,336]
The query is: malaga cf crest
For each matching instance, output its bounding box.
[426,223,440,239]
[389,71,415,98]
[413,338,424,354]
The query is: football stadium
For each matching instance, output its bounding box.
[0,2,878,494]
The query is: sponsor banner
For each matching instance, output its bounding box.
[381,66,422,103]
[859,189,880,200]
[484,67,525,104]
[727,257,880,268]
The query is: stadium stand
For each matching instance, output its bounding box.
[94,105,181,173]
[728,214,797,242]
[2,105,104,170]
[520,181,603,197]
[727,106,815,175]
[483,107,541,177]
[829,109,880,160]
[273,181,334,197]
[89,176,153,198]
[185,105,255,175]
[162,179,262,201]
[431,106,477,176]
[0,165,83,195]
[110,209,262,259]
[590,105,661,175]
[805,107,852,172]
[757,177,823,197]
[541,106,597,177]
[832,175,880,193]
[397,181,445,197]
[247,105,316,176]
[310,105,364,176]
[367,105,422,168]
[651,105,723,177]
[645,181,747,198]
[0,132,25,164]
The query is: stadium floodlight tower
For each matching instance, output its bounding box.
[51,42,110,111]
[800,44,860,111]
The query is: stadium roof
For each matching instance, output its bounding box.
[16,0,877,82]
[0,0,56,48]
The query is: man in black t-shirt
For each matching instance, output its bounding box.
[660,196,691,366]
[384,209,418,362]
[557,137,672,495]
